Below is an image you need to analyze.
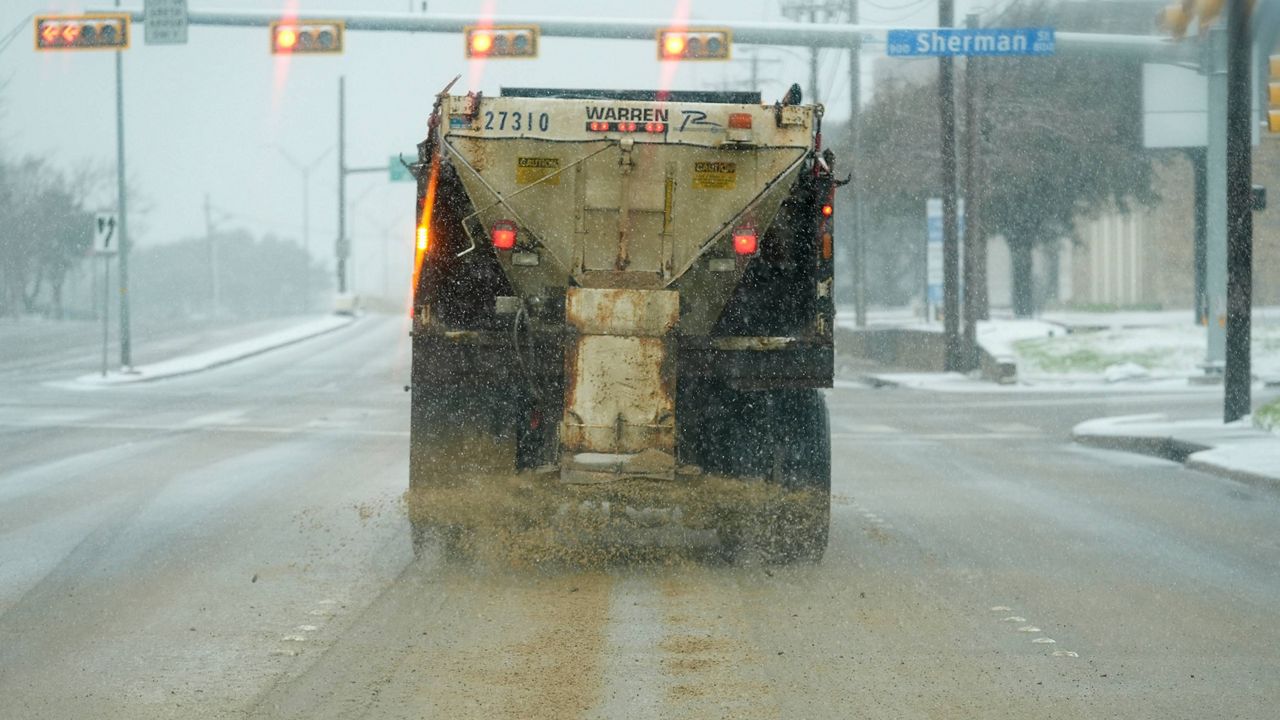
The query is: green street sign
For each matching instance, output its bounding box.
[389,155,414,183]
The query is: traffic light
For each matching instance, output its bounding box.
[270,20,344,55]
[1156,0,1251,38]
[1269,55,1280,133]
[464,25,539,59]
[1156,2,1193,37]
[657,28,731,61]
[34,14,130,51]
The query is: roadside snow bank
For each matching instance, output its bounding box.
[73,314,356,386]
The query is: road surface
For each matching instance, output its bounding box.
[1,314,1276,718]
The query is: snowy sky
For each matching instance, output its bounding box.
[2,0,968,293]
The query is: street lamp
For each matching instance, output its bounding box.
[275,145,332,312]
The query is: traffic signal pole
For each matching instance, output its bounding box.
[114,0,132,370]
[1224,0,1253,422]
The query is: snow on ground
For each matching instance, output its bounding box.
[1014,322,1280,383]
[1072,412,1280,487]
[70,315,356,387]
[1188,443,1280,484]
[838,305,1280,387]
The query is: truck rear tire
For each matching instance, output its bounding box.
[762,389,831,563]
[408,371,520,560]
[682,385,830,563]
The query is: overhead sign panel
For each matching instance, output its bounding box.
[1142,63,1258,148]
[887,28,1054,57]
[144,0,188,45]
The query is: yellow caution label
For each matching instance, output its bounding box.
[692,161,736,190]
[516,157,560,185]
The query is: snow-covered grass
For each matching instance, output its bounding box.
[1256,398,1280,435]
[1013,323,1280,382]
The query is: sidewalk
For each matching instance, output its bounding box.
[1072,414,1280,491]
[70,314,357,387]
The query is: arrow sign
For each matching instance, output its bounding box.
[94,212,119,254]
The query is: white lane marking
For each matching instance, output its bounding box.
[1052,650,1079,657]
[990,606,1012,612]
[295,625,318,632]
[1001,616,1027,623]
[317,599,338,605]
[831,432,1044,442]
[306,609,331,616]
[1017,626,1042,633]
[840,423,899,433]
[1032,637,1057,644]
[270,649,300,657]
[980,422,1039,434]
[0,407,109,425]
[281,634,308,642]
[184,409,247,427]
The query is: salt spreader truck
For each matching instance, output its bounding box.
[408,85,838,561]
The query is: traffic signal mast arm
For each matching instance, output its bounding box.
[93,7,1194,59]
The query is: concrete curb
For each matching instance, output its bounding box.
[1185,453,1280,491]
[1072,414,1280,492]
[70,315,359,387]
[851,373,900,389]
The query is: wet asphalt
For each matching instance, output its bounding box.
[1,314,1277,719]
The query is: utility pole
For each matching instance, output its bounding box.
[114,0,132,370]
[780,1,826,103]
[1189,147,1207,325]
[1223,0,1253,422]
[809,7,820,103]
[961,12,983,369]
[848,0,867,328]
[938,0,962,371]
[203,194,221,317]
[337,75,349,295]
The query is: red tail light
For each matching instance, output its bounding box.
[491,220,517,250]
[732,226,758,256]
[644,122,666,133]
[728,113,752,129]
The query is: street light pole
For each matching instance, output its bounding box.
[848,0,867,328]
[337,75,349,294]
[277,145,332,312]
